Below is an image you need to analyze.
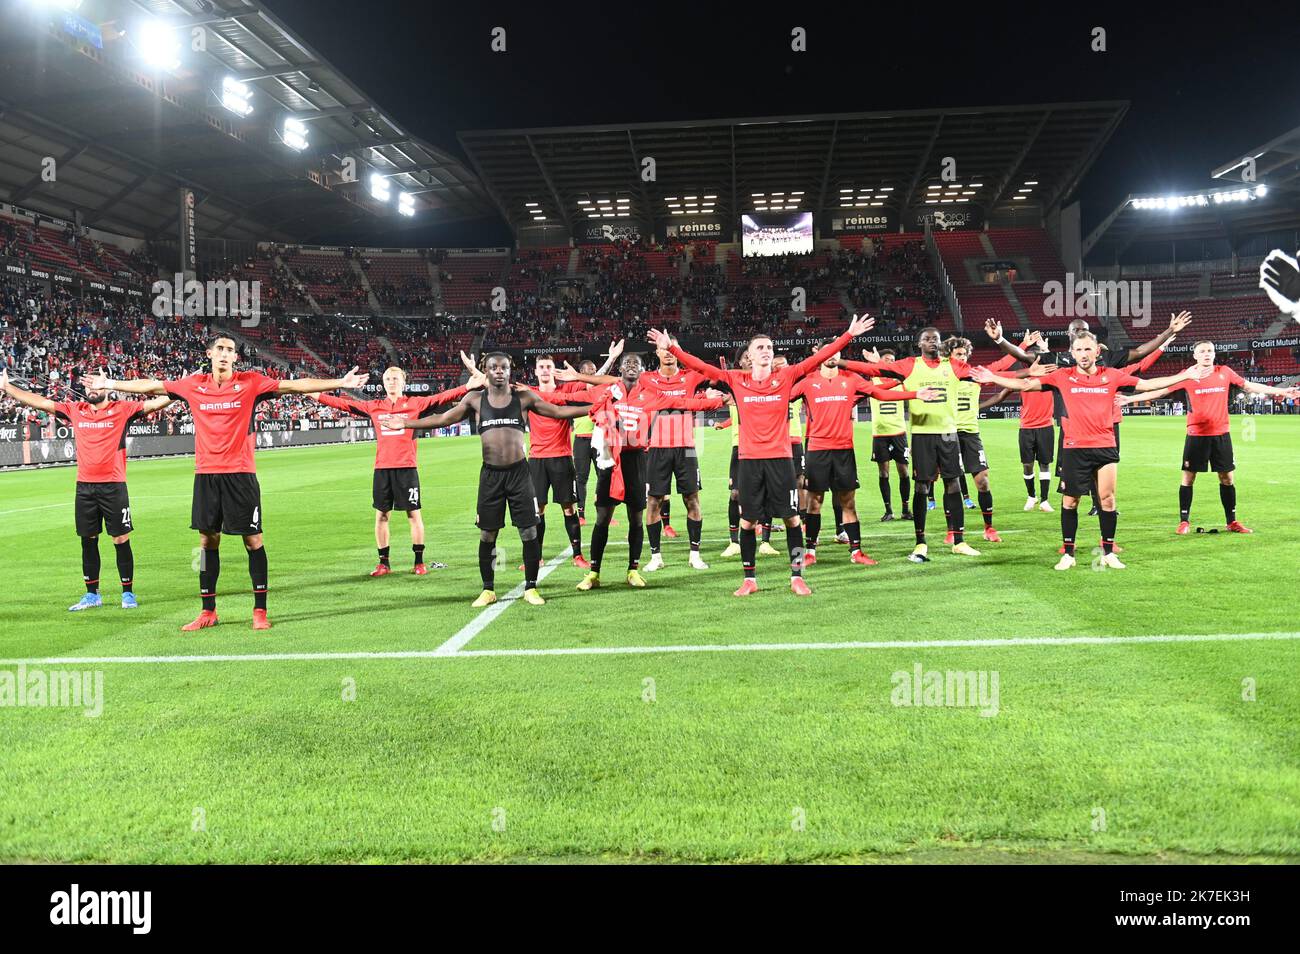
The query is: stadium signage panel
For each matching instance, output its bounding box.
[178,189,197,279]
[575,222,645,244]
[690,333,917,352]
[60,12,104,49]
[907,206,984,231]
[824,210,898,234]
[661,219,729,241]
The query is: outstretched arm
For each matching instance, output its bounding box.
[1123,311,1191,364]
[521,390,590,420]
[979,388,1011,410]
[378,394,474,431]
[596,339,624,375]
[556,361,617,386]
[1133,366,1207,392]
[0,369,59,413]
[1117,384,1178,406]
[276,365,369,394]
[650,329,728,384]
[140,395,174,415]
[81,369,166,395]
[969,366,1042,391]
[984,319,1034,363]
[792,313,874,378]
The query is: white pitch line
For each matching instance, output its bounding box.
[432,549,573,655]
[1,631,1296,666]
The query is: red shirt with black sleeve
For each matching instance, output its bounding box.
[587,382,724,451]
[1111,349,1164,423]
[523,381,589,458]
[1037,367,1139,449]
[163,370,281,474]
[669,330,855,459]
[1165,365,1245,436]
[317,385,468,469]
[51,400,148,482]
[792,372,917,451]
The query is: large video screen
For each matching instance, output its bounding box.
[741,212,814,257]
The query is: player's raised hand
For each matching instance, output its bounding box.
[1169,310,1192,333]
[377,413,408,430]
[862,346,881,363]
[970,366,994,383]
[1285,387,1300,399]
[82,368,109,390]
[459,350,479,373]
[340,366,368,388]
[703,388,724,401]
[646,328,671,348]
[609,338,626,360]
[984,318,1003,341]
[1018,329,1039,349]
[464,369,487,390]
[1027,358,1056,377]
[847,313,875,336]
[556,361,579,382]
[915,386,942,401]
[1114,392,1136,408]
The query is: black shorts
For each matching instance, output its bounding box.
[1059,447,1119,498]
[596,448,648,511]
[529,455,577,506]
[957,432,989,475]
[1182,433,1235,473]
[1018,426,1054,466]
[910,432,964,481]
[373,467,421,512]
[791,441,806,478]
[737,457,799,520]
[728,446,739,489]
[1112,422,1121,455]
[805,449,859,493]
[75,481,132,537]
[191,473,263,535]
[476,460,539,531]
[647,446,701,496]
[871,434,908,464]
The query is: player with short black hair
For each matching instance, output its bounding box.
[2,368,172,611]
[84,335,369,630]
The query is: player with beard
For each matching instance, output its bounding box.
[1115,340,1300,534]
[651,313,874,596]
[973,334,1207,569]
[1,368,171,610]
[790,354,935,566]
[84,335,368,631]
[310,362,481,576]
[575,353,724,591]
[379,353,591,607]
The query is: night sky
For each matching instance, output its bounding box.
[262,0,1300,246]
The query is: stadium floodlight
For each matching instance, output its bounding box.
[369,173,391,202]
[221,77,254,117]
[282,117,308,151]
[397,192,415,217]
[1256,184,1268,197]
[133,19,182,72]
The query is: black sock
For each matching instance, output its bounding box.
[1179,485,1193,522]
[564,512,582,556]
[1088,480,1099,509]
[913,487,928,543]
[761,522,772,543]
[1062,507,1078,556]
[81,537,100,594]
[412,544,425,566]
[832,501,844,534]
[1039,477,1051,500]
[787,524,805,577]
[648,520,662,555]
[740,526,757,578]
[523,535,541,589]
[978,490,994,529]
[1220,483,1236,523]
[879,477,892,512]
[900,475,911,509]
[247,546,268,611]
[628,518,644,570]
[199,547,220,611]
[728,498,740,543]
[536,514,546,553]
[590,522,610,573]
[478,540,495,590]
[115,540,134,591]
[661,499,671,526]
[806,513,821,549]
[1098,509,1118,554]
[960,474,970,498]
[944,490,964,543]
[378,545,390,567]
[846,521,862,553]
[1024,473,1036,497]
[687,517,702,552]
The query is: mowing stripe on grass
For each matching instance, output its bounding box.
[433,549,573,655]
[2,630,1297,666]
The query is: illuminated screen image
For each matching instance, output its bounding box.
[741,212,814,257]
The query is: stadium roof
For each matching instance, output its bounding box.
[0,0,493,244]
[459,101,1129,235]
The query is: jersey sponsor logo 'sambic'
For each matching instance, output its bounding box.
[198,400,243,411]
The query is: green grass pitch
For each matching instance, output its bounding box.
[1,417,1298,863]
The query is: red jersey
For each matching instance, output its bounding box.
[1113,349,1164,424]
[792,372,914,451]
[52,400,148,483]
[1038,367,1139,448]
[587,382,723,451]
[524,381,589,458]
[164,371,281,474]
[1167,365,1245,436]
[1019,388,1055,429]
[317,386,468,469]
[638,369,706,449]
[670,331,855,459]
